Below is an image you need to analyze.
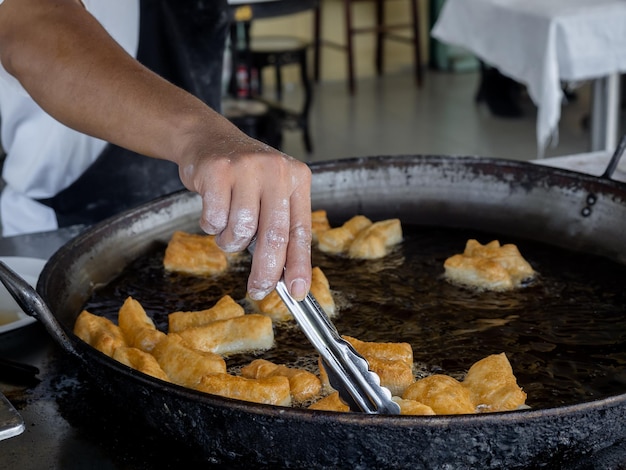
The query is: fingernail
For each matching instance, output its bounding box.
[248,287,272,301]
[290,278,308,301]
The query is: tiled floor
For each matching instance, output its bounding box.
[277,68,606,164]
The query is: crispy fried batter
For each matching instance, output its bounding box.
[347,218,403,260]
[176,314,274,355]
[112,346,170,382]
[196,373,291,406]
[341,336,414,396]
[73,310,126,357]
[392,397,436,416]
[444,239,536,291]
[308,391,350,412]
[402,374,475,415]
[317,215,372,255]
[462,353,527,412]
[118,296,165,352]
[151,334,226,387]
[168,295,244,333]
[163,231,229,276]
[241,359,322,404]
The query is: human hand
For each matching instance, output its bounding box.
[177,130,312,301]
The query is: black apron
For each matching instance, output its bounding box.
[39,0,230,227]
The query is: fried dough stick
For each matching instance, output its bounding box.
[241,359,322,404]
[112,346,170,382]
[168,295,244,333]
[402,374,475,415]
[196,373,291,406]
[347,218,403,260]
[462,353,527,412]
[151,334,226,388]
[73,310,126,357]
[317,215,372,255]
[118,296,165,352]
[163,231,229,276]
[176,314,274,355]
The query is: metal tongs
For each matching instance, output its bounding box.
[248,241,400,414]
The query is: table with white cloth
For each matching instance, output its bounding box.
[432,0,626,157]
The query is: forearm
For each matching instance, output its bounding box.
[0,0,232,164]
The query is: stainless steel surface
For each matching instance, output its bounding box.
[0,391,23,441]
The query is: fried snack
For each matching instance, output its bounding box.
[118,297,165,352]
[176,314,274,355]
[163,231,229,276]
[151,334,227,388]
[343,336,413,366]
[168,295,244,333]
[248,267,336,322]
[462,353,527,412]
[112,346,170,382]
[196,373,292,406]
[342,336,414,396]
[317,215,372,255]
[347,218,403,260]
[311,209,331,241]
[241,359,322,404]
[73,310,126,357]
[443,239,536,291]
[308,391,350,412]
[402,374,475,415]
[392,397,436,416]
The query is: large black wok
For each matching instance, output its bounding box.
[25,155,626,468]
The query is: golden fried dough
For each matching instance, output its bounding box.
[392,397,436,416]
[342,336,414,396]
[73,310,126,357]
[402,375,475,415]
[248,267,336,322]
[241,359,322,404]
[151,334,226,388]
[311,209,331,241]
[168,295,244,333]
[118,297,165,352]
[317,215,372,255]
[176,314,274,355]
[462,353,527,412]
[112,346,170,382]
[364,357,415,397]
[347,218,403,260]
[343,336,413,366]
[163,231,229,276]
[308,391,350,412]
[444,239,536,291]
[196,373,291,406]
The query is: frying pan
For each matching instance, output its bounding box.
[11,155,626,468]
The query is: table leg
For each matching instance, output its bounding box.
[591,73,621,153]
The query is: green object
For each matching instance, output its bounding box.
[429,0,479,72]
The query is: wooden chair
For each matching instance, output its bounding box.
[313,0,423,94]
[229,1,319,153]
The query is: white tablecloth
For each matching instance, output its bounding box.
[432,0,626,155]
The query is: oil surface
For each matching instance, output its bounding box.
[83,226,626,410]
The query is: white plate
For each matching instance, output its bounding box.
[0,257,46,334]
